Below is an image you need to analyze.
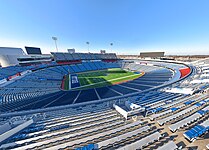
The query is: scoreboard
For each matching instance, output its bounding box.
[25,47,42,55]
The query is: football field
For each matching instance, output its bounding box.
[73,68,143,90]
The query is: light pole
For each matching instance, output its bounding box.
[86,41,90,53]
[110,43,113,53]
[52,37,58,52]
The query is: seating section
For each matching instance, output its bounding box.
[95,125,150,148]
[157,95,208,126]
[0,66,30,80]
[1,102,159,150]
[51,52,117,61]
[183,119,209,142]
[2,58,209,149]
[0,60,175,112]
[0,102,172,150]
[116,131,162,150]
[0,61,121,112]
[157,141,178,150]
[169,105,209,132]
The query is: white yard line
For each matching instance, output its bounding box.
[94,88,101,99]
[107,87,123,95]
[72,90,81,104]
[43,92,69,108]
[127,82,154,87]
[117,84,142,92]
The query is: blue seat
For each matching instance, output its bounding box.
[197,110,205,115]
[87,144,95,149]
[185,125,207,140]
[170,107,179,112]
[184,100,194,105]
[185,130,195,139]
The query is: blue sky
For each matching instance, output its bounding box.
[0,0,209,55]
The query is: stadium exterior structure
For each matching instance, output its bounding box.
[0,47,54,67]
[3,51,209,149]
[0,60,192,119]
[0,56,192,116]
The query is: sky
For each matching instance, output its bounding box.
[0,0,209,55]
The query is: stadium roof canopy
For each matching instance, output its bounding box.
[0,47,25,67]
[0,47,25,55]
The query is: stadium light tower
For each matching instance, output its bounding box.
[86,41,90,53]
[110,43,113,53]
[52,37,58,52]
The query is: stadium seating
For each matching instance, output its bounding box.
[157,141,178,150]
[157,95,208,126]
[2,57,209,149]
[169,105,209,132]
[0,59,177,112]
[116,131,162,150]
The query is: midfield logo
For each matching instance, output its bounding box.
[70,74,80,88]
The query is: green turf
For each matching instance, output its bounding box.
[62,68,143,90]
[72,68,142,90]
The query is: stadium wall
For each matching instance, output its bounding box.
[57,60,82,65]
[179,67,191,78]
